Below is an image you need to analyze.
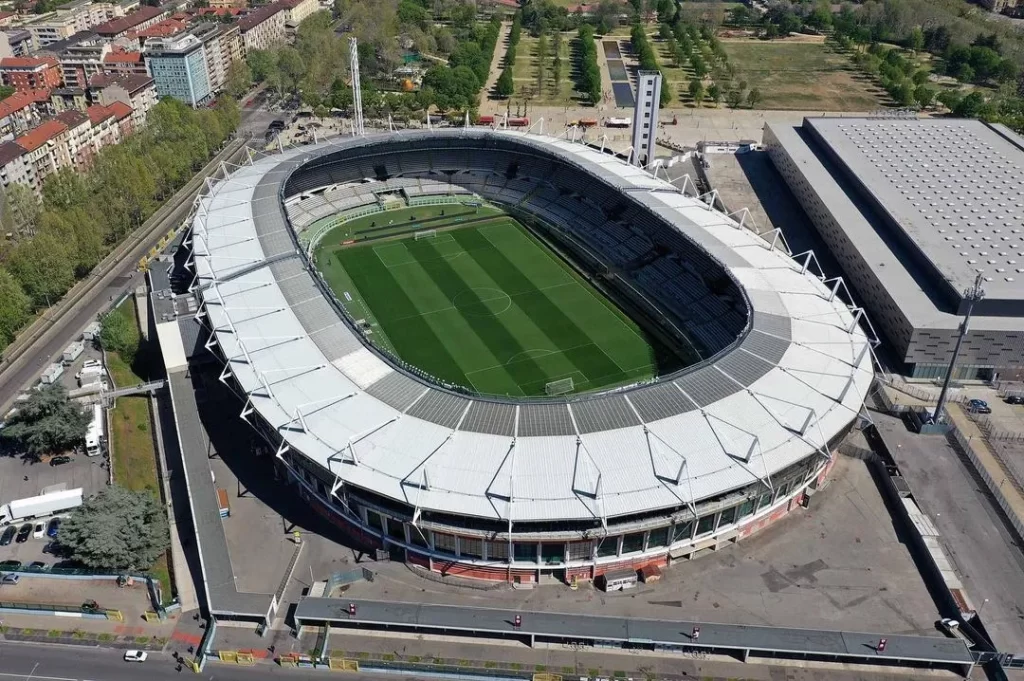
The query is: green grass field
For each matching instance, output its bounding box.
[315,208,682,397]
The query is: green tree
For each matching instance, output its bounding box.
[707,82,722,105]
[247,49,277,82]
[100,307,139,364]
[0,268,31,349]
[57,486,170,572]
[8,230,75,308]
[914,85,935,108]
[689,78,704,107]
[747,87,762,108]
[5,183,40,239]
[726,89,743,108]
[0,383,89,458]
[536,33,548,96]
[225,60,253,99]
[495,66,514,98]
[0,85,14,100]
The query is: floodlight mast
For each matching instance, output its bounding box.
[349,37,364,136]
[933,272,985,423]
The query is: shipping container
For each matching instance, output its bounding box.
[62,341,85,364]
[507,117,530,127]
[41,363,64,385]
[217,488,230,517]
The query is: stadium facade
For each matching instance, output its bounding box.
[187,130,873,583]
[766,118,1024,381]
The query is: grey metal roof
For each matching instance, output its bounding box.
[571,395,640,434]
[517,403,575,437]
[294,598,972,665]
[406,390,469,429]
[628,381,697,422]
[460,401,516,436]
[167,371,274,620]
[365,371,427,412]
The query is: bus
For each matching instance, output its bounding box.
[85,403,104,457]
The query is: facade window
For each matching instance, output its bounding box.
[460,537,483,559]
[647,526,669,548]
[408,526,429,548]
[695,513,716,536]
[596,536,619,558]
[671,521,693,543]
[776,481,793,501]
[757,491,773,511]
[486,540,509,561]
[540,543,564,565]
[738,498,755,519]
[567,541,592,562]
[433,532,456,555]
[719,505,738,527]
[386,517,405,542]
[513,542,537,562]
[366,510,384,534]
[621,532,645,554]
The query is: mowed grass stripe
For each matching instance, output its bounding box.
[450,227,626,385]
[408,230,572,393]
[334,247,467,384]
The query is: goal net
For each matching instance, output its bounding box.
[545,377,575,396]
[414,229,437,240]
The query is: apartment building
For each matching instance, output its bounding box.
[55,108,92,166]
[14,119,67,190]
[88,72,155,130]
[237,3,286,52]
[102,47,147,76]
[278,0,318,37]
[57,33,111,88]
[129,17,186,48]
[94,5,164,40]
[190,22,240,93]
[144,32,211,107]
[50,86,88,112]
[0,140,35,191]
[0,88,49,140]
[0,56,62,91]
[25,0,120,47]
[3,30,35,57]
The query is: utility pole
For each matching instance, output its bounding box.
[933,272,985,423]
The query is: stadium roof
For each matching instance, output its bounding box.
[191,130,873,524]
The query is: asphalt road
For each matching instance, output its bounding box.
[0,641,422,681]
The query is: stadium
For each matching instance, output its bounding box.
[189,129,874,583]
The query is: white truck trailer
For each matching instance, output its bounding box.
[84,403,104,456]
[62,341,85,364]
[0,488,83,526]
[40,363,64,385]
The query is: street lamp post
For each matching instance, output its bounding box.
[933,273,985,423]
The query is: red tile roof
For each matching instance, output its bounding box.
[0,56,59,70]
[94,5,162,36]
[0,140,26,166]
[133,18,186,39]
[86,104,114,124]
[0,88,49,118]
[108,101,133,120]
[88,72,154,93]
[103,49,143,64]
[195,7,242,16]
[0,11,16,20]
[238,2,284,32]
[15,120,67,153]
[56,109,89,128]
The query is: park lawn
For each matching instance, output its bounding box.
[105,298,172,604]
[317,207,684,397]
[105,299,143,388]
[722,39,889,110]
[509,33,577,106]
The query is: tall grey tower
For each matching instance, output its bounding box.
[630,70,662,167]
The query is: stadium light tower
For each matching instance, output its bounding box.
[349,37,364,136]
[933,272,985,423]
[630,71,662,167]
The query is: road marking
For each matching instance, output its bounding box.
[0,668,78,681]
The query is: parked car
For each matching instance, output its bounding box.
[47,517,61,538]
[968,398,992,414]
[1,573,20,584]
[32,522,45,539]
[0,560,20,569]
[123,650,148,663]
[0,526,15,546]
[50,455,72,466]
[1005,395,1024,405]
[26,561,47,571]
[15,523,32,543]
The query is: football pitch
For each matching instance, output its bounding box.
[316,210,683,397]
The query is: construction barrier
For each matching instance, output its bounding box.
[218,651,238,663]
[143,611,160,622]
[533,674,562,681]
[105,609,123,621]
[328,658,359,672]
[237,652,255,666]
[278,654,298,668]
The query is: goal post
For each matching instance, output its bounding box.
[414,229,437,240]
[545,377,574,396]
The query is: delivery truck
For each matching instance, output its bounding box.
[0,488,83,526]
[84,404,104,456]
